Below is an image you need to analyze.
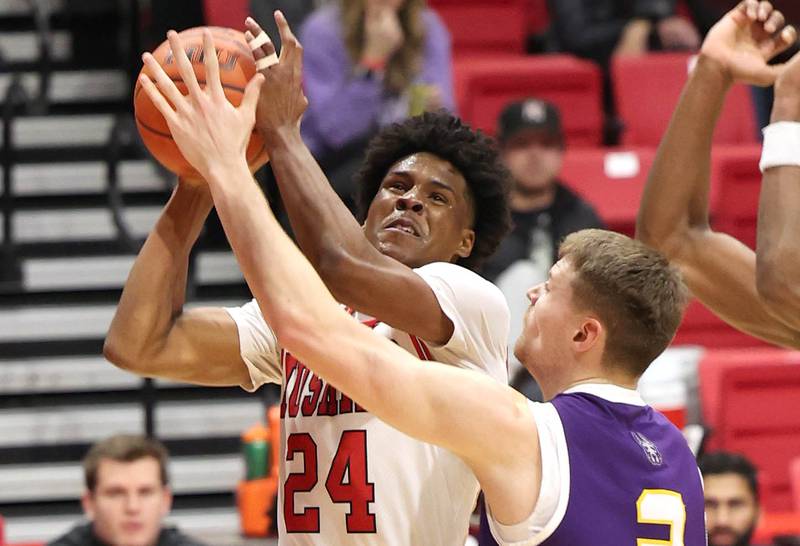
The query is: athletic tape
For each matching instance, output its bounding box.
[249,31,272,51]
[256,53,279,70]
[759,121,800,172]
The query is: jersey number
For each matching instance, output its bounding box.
[636,489,686,546]
[284,431,376,533]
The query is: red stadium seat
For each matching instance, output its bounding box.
[710,144,763,250]
[698,348,800,510]
[428,0,527,55]
[613,53,758,147]
[454,54,603,146]
[559,147,656,235]
[792,457,800,511]
[203,0,249,29]
[525,0,550,34]
[673,299,770,349]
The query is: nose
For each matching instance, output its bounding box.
[124,493,142,513]
[527,284,543,305]
[395,191,423,213]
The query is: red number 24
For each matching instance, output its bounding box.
[284,430,376,533]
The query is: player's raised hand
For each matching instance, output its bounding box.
[700,0,797,86]
[138,29,264,180]
[245,11,308,141]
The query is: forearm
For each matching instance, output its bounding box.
[105,182,213,364]
[263,125,376,272]
[756,100,800,329]
[637,55,731,251]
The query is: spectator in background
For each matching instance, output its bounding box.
[699,451,761,546]
[249,0,322,50]
[481,99,604,402]
[299,0,455,210]
[48,434,207,546]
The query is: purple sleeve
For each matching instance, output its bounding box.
[299,9,383,154]
[419,9,455,113]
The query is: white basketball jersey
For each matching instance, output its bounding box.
[226,262,509,545]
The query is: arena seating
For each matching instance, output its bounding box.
[203,0,249,29]
[698,348,800,511]
[428,0,528,56]
[792,457,800,512]
[454,54,603,146]
[613,52,758,147]
[710,144,762,250]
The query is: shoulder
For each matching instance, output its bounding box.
[415,262,506,304]
[554,183,605,225]
[421,8,450,39]
[158,526,209,546]
[46,523,93,546]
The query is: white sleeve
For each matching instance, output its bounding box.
[413,262,510,380]
[224,299,282,391]
[487,401,570,546]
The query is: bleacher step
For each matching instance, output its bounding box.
[10,160,167,197]
[0,30,70,63]
[0,70,127,105]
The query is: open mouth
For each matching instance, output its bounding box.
[384,217,421,237]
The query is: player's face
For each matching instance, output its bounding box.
[515,259,580,380]
[704,473,759,546]
[501,130,563,195]
[364,152,476,269]
[82,457,172,546]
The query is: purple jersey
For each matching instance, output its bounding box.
[486,384,706,546]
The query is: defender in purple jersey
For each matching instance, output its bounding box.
[134,5,792,542]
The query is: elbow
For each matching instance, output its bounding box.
[635,218,672,254]
[103,331,154,375]
[272,309,319,360]
[316,246,361,299]
[757,249,800,311]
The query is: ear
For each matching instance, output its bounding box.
[572,317,603,353]
[455,228,476,259]
[81,490,95,519]
[162,486,173,517]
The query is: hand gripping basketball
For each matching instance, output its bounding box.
[137,29,264,182]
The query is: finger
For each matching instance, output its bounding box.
[241,73,265,116]
[245,28,279,72]
[202,29,225,100]
[142,52,187,110]
[275,10,301,60]
[757,1,772,22]
[765,10,785,35]
[744,0,759,20]
[167,30,203,99]
[139,73,179,125]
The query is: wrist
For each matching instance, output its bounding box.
[259,124,303,152]
[206,156,252,190]
[770,93,800,122]
[692,53,734,88]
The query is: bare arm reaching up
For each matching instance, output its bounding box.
[136,27,540,527]
[636,0,800,348]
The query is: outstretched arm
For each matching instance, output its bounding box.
[755,56,800,331]
[636,0,800,348]
[243,14,457,345]
[137,27,540,525]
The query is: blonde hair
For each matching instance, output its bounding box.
[83,434,169,492]
[558,229,688,377]
[341,0,427,94]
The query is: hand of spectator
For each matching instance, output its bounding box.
[614,19,652,57]
[362,5,404,64]
[700,0,797,86]
[138,29,263,182]
[657,16,701,51]
[772,51,800,121]
[246,12,309,142]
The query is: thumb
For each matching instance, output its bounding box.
[753,62,784,87]
[242,73,265,115]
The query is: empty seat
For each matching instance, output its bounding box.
[698,348,800,511]
[613,53,757,147]
[792,457,800,512]
[673,299,770,349]
[429,0,527,55]
[710,144,762,250]
[454,54,603,146]
[203,0,249,29]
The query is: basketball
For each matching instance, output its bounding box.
[134,26,267,179]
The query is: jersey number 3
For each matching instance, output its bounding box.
[636,489,687,546]
[284,431,377,533]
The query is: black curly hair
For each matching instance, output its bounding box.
[355,111,512,270]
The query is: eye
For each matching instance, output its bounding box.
[431,192,448,204]
[384,179,406,192]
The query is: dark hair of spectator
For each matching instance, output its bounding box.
[698,451,759,501]
[355,111,512,270]
[83,434,170,492]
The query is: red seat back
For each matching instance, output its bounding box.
[203,0,249,29]
[613,53,757,147]
[429,0,527,55]
[700,349,800,510]
[454,54,603,146]
[792,457,800,512]
[710,144,762,250]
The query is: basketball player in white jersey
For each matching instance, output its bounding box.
[638,0,800,349]
[105,14,512,546]
[134,19,710,545]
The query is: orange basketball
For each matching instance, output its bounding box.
[134,26,267,179]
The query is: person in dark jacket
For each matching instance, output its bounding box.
[48,435,207,546]
[482,99,605,402]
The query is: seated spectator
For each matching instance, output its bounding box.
[299,0,455,210]
[480,98,604,402]
[699,451,761,546]
[47,434,208,546]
